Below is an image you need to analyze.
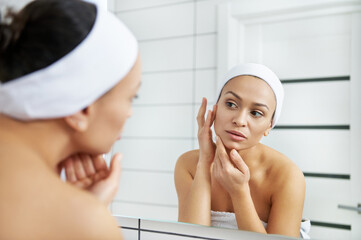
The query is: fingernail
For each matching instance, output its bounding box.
[231,149,238,157]
[215,135,219,141]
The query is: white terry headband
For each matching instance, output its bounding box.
[0,1,138,121]
[216,63,284,128]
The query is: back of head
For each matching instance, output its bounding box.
[0,0,138,121]
[0,0,96,83]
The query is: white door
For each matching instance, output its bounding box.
[218,1,361,239]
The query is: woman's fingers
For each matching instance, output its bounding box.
[204,103,217,129]
[204,110,213,128]
[80,154,96,176]
[107,153,122,184]
[73,154,87,180]
[93,154,108,171]
[64,157,77,182]
[215,136,230,168]
[197,97,207,129]
[73,177,93,188]
[87,153,122,206]
[230,149,249,175]
[214,147,223,169]
[211,104,217,124]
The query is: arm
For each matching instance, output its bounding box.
[60,153,122,206]
[174,98,217,225]
[266,166,305,237]
[174,152,212,225]
[213,136,267,233]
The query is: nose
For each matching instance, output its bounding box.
[128,107,133,118]
[232,110,247,127]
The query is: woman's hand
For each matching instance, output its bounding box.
[212,136,250,195]
[197,97,217,165]
[61,153,122,206]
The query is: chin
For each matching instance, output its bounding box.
[220,138,245,151]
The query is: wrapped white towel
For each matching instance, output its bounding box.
[211,210,311,239]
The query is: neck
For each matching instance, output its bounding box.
[0,115,76,172]
[225,143,262,168]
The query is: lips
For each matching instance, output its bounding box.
[226,130,247,141]
[226,130,246,138]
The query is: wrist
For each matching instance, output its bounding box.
[197,157,212,169]
[199,152,214,164]
[230,183,250,200]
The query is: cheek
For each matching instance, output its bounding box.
[213,109,227,135]
[248,121,269,137]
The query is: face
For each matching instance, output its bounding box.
[83,56,142,153]
[214,75,276,151]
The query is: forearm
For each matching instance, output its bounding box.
[178,160,212,225]
[231,185,267,234]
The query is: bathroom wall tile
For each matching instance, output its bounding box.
[195,69,217,104]
[107,0,115,11]
[262,129,350,174]
[140,37,193,72]
[115,0,192,12]
[135,71,193,105]
[112,138,193,171]
[278,81,350,125]
[113,202,178,222]
[122,105,193,138]
[117,2,193,41]
[0,0,30,10]
[196,0,217,34]
[115,171,178,206]
[195,34,217,69]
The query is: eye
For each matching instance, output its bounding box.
[130,94,138,102]
[225,101,237,109]
[251,111,263,118]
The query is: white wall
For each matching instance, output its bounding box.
[111,1,360,240]
[110,0,221,222]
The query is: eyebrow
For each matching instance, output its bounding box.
[224,91,270,110]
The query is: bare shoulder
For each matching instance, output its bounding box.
[53,182,122,239]
[260,144,305,188]
[175,149,200,178]
[0,164,122,240]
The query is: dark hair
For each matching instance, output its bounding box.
[0,0,96,83]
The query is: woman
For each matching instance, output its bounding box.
[174,63,310,238]
[0,0,140,239]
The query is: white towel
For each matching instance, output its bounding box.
[211,210,311,239]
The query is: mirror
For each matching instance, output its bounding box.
[1,0,359,239]
[110,0,361,239]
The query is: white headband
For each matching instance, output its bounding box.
[216,63,284,128]
[0,2,138,121]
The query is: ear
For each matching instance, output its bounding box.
[64,105,94,132]
[263,122,272,137]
